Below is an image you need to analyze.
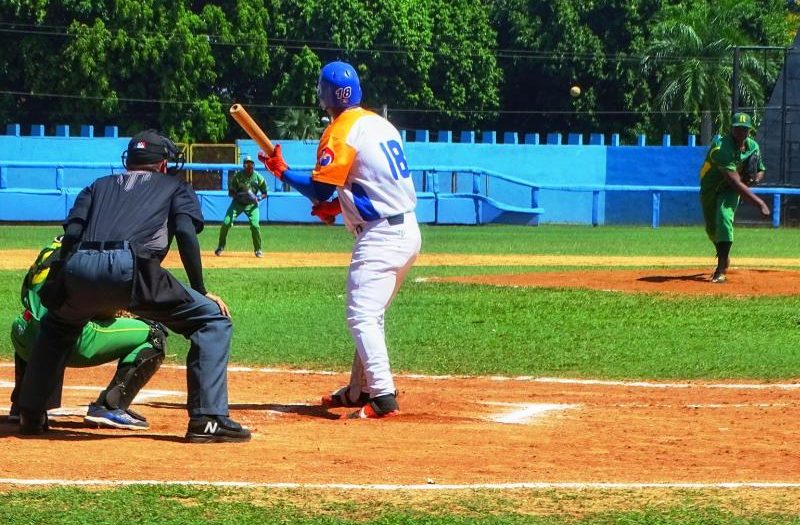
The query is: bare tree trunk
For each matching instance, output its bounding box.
[700,111,713,145]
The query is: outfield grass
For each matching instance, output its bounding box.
[3,223,800,257]
[1,225,799,379]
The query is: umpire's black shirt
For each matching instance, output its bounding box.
[66,171,205,308]
[69,171,203,257]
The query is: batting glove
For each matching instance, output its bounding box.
[311,198,342,225]
[258,144,288,180]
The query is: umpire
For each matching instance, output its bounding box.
[17,130,251,443]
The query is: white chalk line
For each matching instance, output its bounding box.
[2,362,799,390]
[0,379,183,417]
[225,366,800,391]
[480,402,578,424]
[620,403,792,409]
[0,479,799,490]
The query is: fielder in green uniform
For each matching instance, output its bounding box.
[699,112,770,283]
[215,155,268,257]
[9,237,167,430]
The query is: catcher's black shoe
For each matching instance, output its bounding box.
[185,415,251,443]
[19,410,48,435]
[321,386,371,408]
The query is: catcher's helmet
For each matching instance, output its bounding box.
[317,61,362,111]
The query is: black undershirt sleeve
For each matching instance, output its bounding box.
[61,220,85,255]
[174,213,207,295]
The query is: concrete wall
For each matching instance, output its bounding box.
[1,124,707,225]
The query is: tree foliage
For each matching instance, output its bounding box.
[641,0,789,142]
[0,0,795,142]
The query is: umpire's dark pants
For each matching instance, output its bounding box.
[18,247,232,418]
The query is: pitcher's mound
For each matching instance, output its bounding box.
[440,268,800,296]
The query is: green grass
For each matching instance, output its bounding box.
[4,223,800,257]
[2,265,799,379]
[1,225,799,379]
[0,486,799,525]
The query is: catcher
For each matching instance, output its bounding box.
[9,236,166,430]
[215,155,268,257]
[699,112,769,283]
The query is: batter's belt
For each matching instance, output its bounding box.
[354,213,404,235]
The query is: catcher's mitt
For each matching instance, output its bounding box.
[235,190,259,205]
[740,153,761,187]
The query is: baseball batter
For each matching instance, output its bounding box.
[10,237,166,430]
[215,155,268,257]
[260,61,421,419]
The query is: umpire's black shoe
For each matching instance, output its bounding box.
[8,403,20,423]
[19,410,49,435]
[185,415,251,443]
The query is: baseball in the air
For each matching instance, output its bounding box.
[570,86,581,98]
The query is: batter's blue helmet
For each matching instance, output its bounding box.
[317,61,362,110]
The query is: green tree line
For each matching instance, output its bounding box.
[0,0,795,143]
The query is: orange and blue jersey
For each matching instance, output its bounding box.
[311,107,417,232]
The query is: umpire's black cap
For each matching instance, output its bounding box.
[126,129,180,165]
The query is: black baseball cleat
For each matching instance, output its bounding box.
[19,410,49,435]
[344,393,400,419]
[185,415,251,443]
[321,386,371,408]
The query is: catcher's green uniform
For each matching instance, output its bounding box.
[10,239,165,414]
[11,241,155,367]
[217,169,268,252]
[699,134,764,243]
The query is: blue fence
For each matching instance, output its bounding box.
[0,160,795,227]
[0,124,742,226]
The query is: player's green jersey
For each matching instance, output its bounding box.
[229,170,267,195]
[699,134,764,195]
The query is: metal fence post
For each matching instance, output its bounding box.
[652,191,661,228]
[773,193,781,228]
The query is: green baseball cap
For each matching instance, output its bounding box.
[243,155,254,164]
[732,112,753,129]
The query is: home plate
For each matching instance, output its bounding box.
[481,402,578,424]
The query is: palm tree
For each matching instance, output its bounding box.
[273,108,325,140]
[641,1,773,144]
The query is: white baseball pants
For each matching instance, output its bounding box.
[345,212,421,398]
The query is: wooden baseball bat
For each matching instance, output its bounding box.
[229,104,275,155]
